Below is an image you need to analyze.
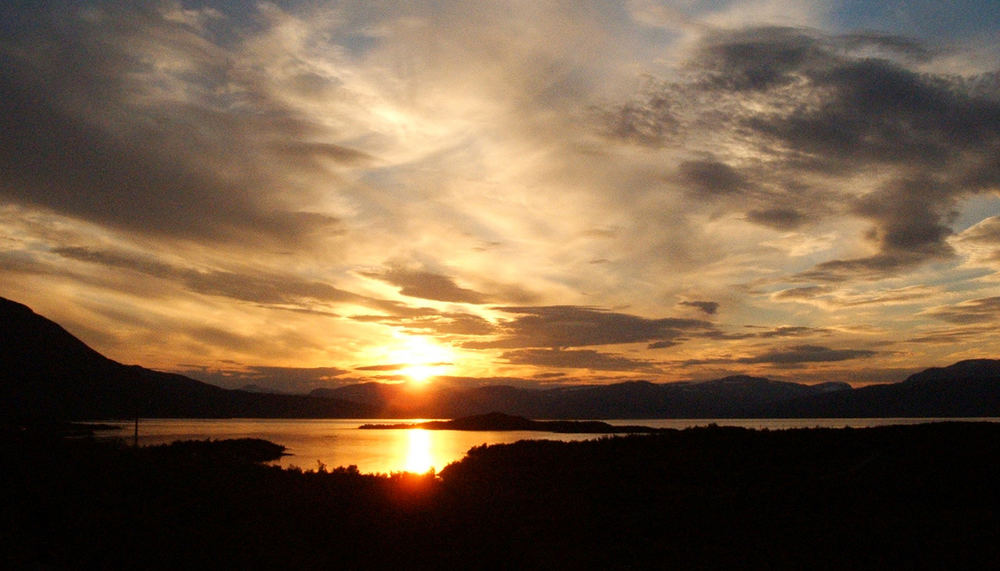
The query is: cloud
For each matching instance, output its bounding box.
[350,310,497,337]
[956,216,1000,246]
[679,300,719,315]
[361,266,490,304]
[746,208,807,230]
[772,286,834,301]
[952,216,1000,267]
[907,324,998,345]
[182,365,352,392]
[742,344,878,364]
[773,284,940,308]
[684,344,878,366]
[500,348,663,373]
[53,246,359,308]
[3,3,999,386]
[356,362,452,372]
[923,296,1000,324]
[600,26,1000,282]
[595,78,680,146]
[676,159,752,199]
[0,2,351,246]
[694,26,825,92]
[755,326,831,338]
[463,306,714,350]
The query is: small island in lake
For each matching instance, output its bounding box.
[359,412,664,433]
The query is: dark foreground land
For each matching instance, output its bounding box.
[4,423,1000,569]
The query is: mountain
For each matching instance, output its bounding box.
[6,295,1000,420]
[768,359,1000,418]
[312,365,1000,419]
[0,297,372,420]
[311,376,854,418]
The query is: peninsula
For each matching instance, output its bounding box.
[359,412,663,433]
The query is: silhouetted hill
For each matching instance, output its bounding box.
[768,359,1000,417]
[7,422,1000,568]
[0,297,372,420]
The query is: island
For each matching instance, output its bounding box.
[359,412,664,433]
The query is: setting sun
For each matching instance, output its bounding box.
[388,336,454,384]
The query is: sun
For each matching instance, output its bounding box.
[399,363,443,384]
[388,336,454,384]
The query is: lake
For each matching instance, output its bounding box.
[95,417,1000,474]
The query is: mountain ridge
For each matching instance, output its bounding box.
[4,296,1000,419]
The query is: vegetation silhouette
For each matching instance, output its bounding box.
[4,422,1000,569]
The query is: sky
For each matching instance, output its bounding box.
[3,0,1000,393]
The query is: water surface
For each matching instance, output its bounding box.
[97,417,1000,474]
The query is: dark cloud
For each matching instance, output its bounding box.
[907,324,996,345]
[795,255,920,282]
[924,296,1000,324]
[362,267,490,304]
[463,305,714,349]
[500,348,663,373]
[749,56,1000,166]
[695,27,824,92]
[676,159,750,199]
[0,2,342,245]
[684,344,877,367]
[602,26,1000,281]
[532,372,568,379]
[756,326,831,338]
[746,208,807,230]
[350,310,497,337]
[851,178,956,255]
[742,345,878,364]
[698,330,757,341]
[747,53,1000,278]
[679,300,719,315]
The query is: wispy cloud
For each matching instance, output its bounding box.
[2,1,998,386]
[463,306,715,350]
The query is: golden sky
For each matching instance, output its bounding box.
[3,1,1000,392]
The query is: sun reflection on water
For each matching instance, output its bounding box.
[404,429,434,473]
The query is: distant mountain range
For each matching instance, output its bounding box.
[3,296,1000,420]
[308,376,853,418]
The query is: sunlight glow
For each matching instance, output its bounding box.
[388,336,454,384]
[404,429,434,473]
